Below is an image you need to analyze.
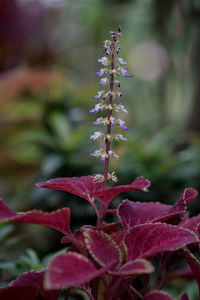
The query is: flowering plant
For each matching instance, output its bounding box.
[0,27,200,300]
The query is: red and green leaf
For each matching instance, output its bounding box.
[0,270,59,300]
[45,252,107,289]
[118,188,198,229]
[110,258,154,276]
[0,199,71,235]
[10,270,59,300]
[36,175,103,202]
[95,177,150,205]
[125,223,198,260]
[84,229,122,270]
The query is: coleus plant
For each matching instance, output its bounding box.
[0,27,200,300]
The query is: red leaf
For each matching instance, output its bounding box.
[83,222,121,233]
[180,214,200,233]
[0,199,17,218]
[10,270,59,300]
[45,252,107,289]
[95,177,150,205]
[110,258,154,276]
[84,229,122,270]
[125,223,198,261]
[0,199,71,235]
[36,175,103,202]
[118,188,198,229]
[118,201,176,229]
[182,188,198,204]
[110,229,124,247]
[10,270,45,287]
[143,290,175,300]
[37,176,150,210]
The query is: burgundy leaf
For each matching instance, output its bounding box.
[118,188,198,229]
[110,258,154,276]
[84,229,122,269]
[179,247,200,292]
[36,175,103,202]
[180,293,190,300]
[95,177,150,205]
[143,290,175,300]
[183,188,198,204]
[45,252,107,289]
[0,199,17,218]
[60,235,72,244]
[0,199,71,235]
[165,187,197,218]
[10,270,59,300]
[10,270,45,287]
[110,229,125,247]
[125,223,198,261]
[180,214,200,233]
[83,222,121,233]
[118,200,176,229]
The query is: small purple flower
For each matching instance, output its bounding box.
[118,66,133,78]
[90,149,101,156]
[96,69,106,76]
[89,103,103,114]
[99,78,108,86]
[93,91,104,99]
[118,119,129,130]
[90,108,98,114]
[108,150,114,157]
[124,73,133,78]
[90,132,103,140]
[108,150,119,158]
[93,117,103,125]
[110,117,115,126]
[118,58,127,65]
[117,134,127,141]
[90,149,101,157]
[118,104,128,114]
[103,40,111,56]
[103,48,110,56]
[98,57,108,65]
[90,148,107,161]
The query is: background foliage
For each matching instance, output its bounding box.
[0,0,200,298]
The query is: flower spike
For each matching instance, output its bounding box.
[90,27,133,186]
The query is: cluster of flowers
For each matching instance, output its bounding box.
[90,26,133,184]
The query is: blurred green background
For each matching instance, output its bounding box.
[0,0,200,298]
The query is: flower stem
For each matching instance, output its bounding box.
[103,38,115,188]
